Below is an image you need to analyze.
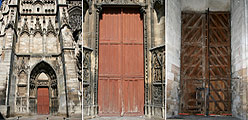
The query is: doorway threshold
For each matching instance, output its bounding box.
[167,115,240,120]
[86,116,163,120]
[6,114,82,120]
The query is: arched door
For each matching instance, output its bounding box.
[29,61,58,114]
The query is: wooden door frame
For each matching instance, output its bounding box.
[93,4,148,116]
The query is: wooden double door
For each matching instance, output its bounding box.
[37,88,49,114]
[180,12,231,115]
[98,7,144,116]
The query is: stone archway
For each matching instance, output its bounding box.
[29,61,58,114]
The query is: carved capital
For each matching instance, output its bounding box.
[140,6,146,14]
[83,0,92,14]
[96,5,102,14]
[152,0,164,5]
[152,0,164,9]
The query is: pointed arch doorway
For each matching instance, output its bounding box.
[29,61,58,115]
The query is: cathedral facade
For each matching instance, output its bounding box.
[0,0,82,117]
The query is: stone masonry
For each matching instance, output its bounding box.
[165,0,181,118]
[0,0,82,118]
[231,0,248,119]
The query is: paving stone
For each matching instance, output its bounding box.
[86,116,163,120]
[7,115,82,120]
[167,115,240,120]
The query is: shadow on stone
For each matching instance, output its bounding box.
[167,116,184,119]
[0,112,5,120]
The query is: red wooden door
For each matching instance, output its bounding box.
[98,7,144,116]
[37,88,49,114]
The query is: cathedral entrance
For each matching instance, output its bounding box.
[98,7,144,116]
[37,87,49,114]
[29,61,58,114]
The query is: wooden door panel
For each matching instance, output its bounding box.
[123,79,144,115]
[180,12,231,115]
[99,8,121,43]
[180,13,206,114]
[208,13,231,114]
[99,7,122,116]
[98,79,121,116]
[98,7,144,116]
[122,8,144,116]
[99,44,121,76]
[123,45,144,76]
[37,88,49,114]
[122,9,143,44]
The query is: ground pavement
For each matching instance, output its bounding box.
[167,115,241,120]
[5,114,81,120]
[86,115,241,120]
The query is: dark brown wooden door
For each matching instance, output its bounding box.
[98,7,144,116]
[180,12,231,115]
[37,88,49,114]
[180,12,206,115]
[208,12,231,115]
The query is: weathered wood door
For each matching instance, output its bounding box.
[98,7,144,116]
[37,88,49,114]
[180,12,231,115]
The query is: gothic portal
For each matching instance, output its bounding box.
[0,0,82,117]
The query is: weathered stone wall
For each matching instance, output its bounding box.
[58,0,82,115]
[61,26,81,115]
[16,16,59,55]
[63,49,81,115]
[152,2,165,47]
[231,0,248,119]
[0,0,82,117]
[83,0,97,117]
[13,56,67,115]
[181,0,230,12]
[0,28,15,116]
[0,0,18,116]
[165,0,181,118]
